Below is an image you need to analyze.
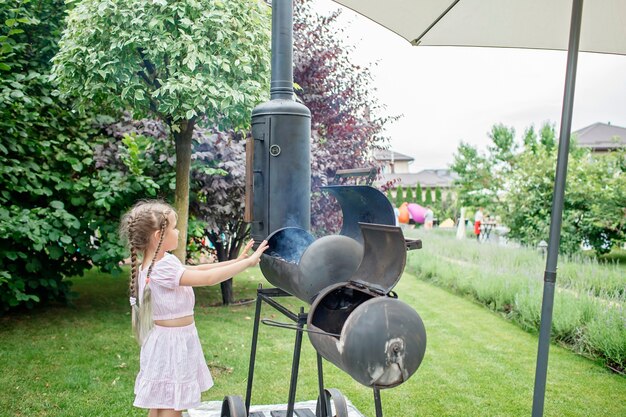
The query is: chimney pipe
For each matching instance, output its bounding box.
[247,0,312,242]
[270,0,294,100]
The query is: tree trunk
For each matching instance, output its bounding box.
[215,240,234,305]
[220,279,234,306]
[172,119,195,262]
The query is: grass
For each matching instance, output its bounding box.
[1,266,625,417]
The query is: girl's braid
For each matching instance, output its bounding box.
[146,211,169,282]
[127,213,140,299]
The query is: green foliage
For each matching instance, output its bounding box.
[454,121,625,254]
[585,307,626,370]
[441,191,457,221]
[506,127,625,254]
[416,183,423,204]
[451,124,517,212]
[51,0,272,261]
[395,184,404,207]
[405,186,414,203]
[0,113,163,311]
[0,1,84,309]
[0,0,167,311]
[51,0,271,131]
[450,142,495,209]
[424,187,433,205]
[435,187,442,203]
[386,188,394,205]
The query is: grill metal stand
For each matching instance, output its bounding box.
[221,285,359,417]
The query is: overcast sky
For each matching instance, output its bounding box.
[313,0,626,172]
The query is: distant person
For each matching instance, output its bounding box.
[474,207,484,241]
[424,206,434,229]
[456,207,467,239]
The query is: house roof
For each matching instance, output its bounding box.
[572,122,626,150]
[373,149,415,162]
[376,169,457,188]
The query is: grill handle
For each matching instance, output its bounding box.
[261,319,340,338]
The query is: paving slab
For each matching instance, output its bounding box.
[185,399,366,417]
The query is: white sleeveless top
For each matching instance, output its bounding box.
[138,253,195,320]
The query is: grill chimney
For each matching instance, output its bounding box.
[247,0,311,242]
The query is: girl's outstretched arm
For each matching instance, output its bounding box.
[179,241,268,287]
[185,240,256,271]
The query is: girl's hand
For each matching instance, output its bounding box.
[237,239,256,261]
[246,240,269,267]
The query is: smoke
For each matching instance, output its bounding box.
[267,227,314,264]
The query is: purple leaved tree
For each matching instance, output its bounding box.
[99,116,248,305]
[189,129,249,305]
[294,0,398,235]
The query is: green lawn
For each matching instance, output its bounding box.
[0,266,624,417]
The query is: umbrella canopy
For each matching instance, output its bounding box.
[331,1,625,416]
[335,0,626,55]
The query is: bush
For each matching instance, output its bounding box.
[585,307,626,370]
[406,230,626,371]
[0,1,166,311]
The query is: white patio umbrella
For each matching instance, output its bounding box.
[331,1,626,416]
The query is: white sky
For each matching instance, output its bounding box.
[313,0,626,172]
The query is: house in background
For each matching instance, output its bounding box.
[374,149,415,174]
[374,149,457,201]
[572,122,626,152]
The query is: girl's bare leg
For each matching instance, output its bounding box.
[148,410,158,417]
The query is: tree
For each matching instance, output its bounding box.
[95,115,249,304]
[0,0,165,311]
[416,183,423,204]
[293,0,398,235]
[395,185,405,208]
[450,142,494,210]
[440,191,457,221]
[505,122,625,254]
[424,187,433,205]
[405,186,414,203]
[189,129,249,305]
[451,124,517,214]
[386,188,394,205]
[51,0,271,260]
[435,187,442,204]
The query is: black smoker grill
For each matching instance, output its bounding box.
[222,1,427,416]
[222,183,426,417]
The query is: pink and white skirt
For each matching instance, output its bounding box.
[134,323,214,411]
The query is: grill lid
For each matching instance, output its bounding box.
[349,223,407,294]
[322,185,395,244]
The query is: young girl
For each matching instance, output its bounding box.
[119,200,268,416]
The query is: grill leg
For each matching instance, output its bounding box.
[316,353,327,417]
[373,388,383,417]
[245,287,264,414]
[286,308,306,417]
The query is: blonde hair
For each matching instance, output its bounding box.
[119,200,175,345]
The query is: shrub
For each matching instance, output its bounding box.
[406,230,626,370]
[585,307,626,370]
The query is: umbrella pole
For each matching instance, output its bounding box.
[532,1,583,416]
